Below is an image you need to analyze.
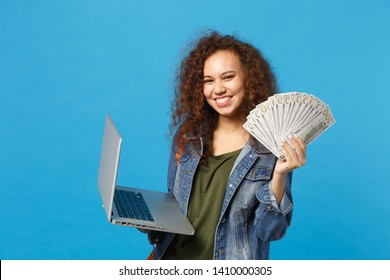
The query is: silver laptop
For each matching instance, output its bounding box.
[97,114,194,235]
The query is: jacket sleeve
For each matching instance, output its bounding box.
[254,172,293,242]
[167,137,178,194]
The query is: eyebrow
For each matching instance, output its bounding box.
[203,71,237,78]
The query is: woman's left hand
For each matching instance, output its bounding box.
[274,135,306,176]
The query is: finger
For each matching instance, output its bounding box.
[289,137,305,159]
[281,140,296,162]
[283,136,306,168]
[279,141,300,174]
[294,136,306,155]
[286,136,301,158]
[289,136,306,165]
[293,135,306,152]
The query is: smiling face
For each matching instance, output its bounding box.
[203,50,246,120]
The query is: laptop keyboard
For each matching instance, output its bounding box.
[114,189,155,222]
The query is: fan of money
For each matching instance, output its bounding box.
[243,92,335,159]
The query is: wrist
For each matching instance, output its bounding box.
[271,172,286,204]
[273,170,287,180]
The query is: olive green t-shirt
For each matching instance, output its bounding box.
[163,149,241,260]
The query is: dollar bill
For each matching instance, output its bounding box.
[243,92,335,159]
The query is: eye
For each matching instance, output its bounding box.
[203,78,214,84]
[223,74,235,81]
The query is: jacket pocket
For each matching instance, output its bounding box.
[244,165,273,181]
[235,165,273,208]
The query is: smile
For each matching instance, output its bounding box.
[216,96,231,104]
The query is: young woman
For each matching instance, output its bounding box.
[147,31,306,260]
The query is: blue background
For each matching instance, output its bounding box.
[1,0,389,260]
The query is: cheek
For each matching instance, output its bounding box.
[233,80,245,93]
[203,85,212,98]
[230,80,244,93]
[235,89,247,107]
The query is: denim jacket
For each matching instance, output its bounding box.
[148,136,293,260]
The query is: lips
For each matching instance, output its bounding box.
[215,96,232,105]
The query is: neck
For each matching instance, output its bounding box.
[212,115,250,156]
[216,115,247,132]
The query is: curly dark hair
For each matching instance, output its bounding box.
[170,30,278,161]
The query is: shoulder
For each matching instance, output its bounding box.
[248,137,274,156]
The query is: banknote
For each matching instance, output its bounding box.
[244,92,335,159]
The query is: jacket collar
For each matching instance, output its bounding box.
[248,137,272,154]
[182,135,271,155]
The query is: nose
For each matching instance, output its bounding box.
[214,80,226,95]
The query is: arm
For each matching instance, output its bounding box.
[255,135,306,241]
[255,172,293,241]
[272,135,306,205]
[167,136,179,194]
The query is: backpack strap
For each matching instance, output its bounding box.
[175,145,184,166]
[146,248,155,260]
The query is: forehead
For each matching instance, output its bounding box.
[203,50,243,74]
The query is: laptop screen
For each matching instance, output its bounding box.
[97,114,122,221]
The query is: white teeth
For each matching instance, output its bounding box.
[216,97,230,104]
